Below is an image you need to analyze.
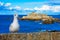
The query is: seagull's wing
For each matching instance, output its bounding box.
[10,23,13,27]
[9,23,13,30]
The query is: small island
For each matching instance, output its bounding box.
[19,12,60,24]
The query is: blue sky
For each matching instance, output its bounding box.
[0,0,51,3]
[0,0,60,15]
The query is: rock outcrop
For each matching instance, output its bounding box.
[19,12,60,24]
[42,19,54,24]
[53,18,60,22]
[21,12,52,20]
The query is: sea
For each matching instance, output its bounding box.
[0,15,60,33]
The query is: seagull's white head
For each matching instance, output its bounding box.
[14,14,18,18]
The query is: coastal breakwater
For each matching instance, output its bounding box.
[0,32,60,40]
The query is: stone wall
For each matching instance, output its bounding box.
[0,32,60,40]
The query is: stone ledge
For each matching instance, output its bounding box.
[0,32,60,40]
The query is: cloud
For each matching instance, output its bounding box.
[8,6,21,11]
[8,7,13,10]
[24,5,52,11]
[14,6,21,10]
[34,5,52,11]
[34,7,40,10]
[0,1,60,13]
[40,5,52,10]
[0,2,4,6]
[1,3,60,13]
[4,3,11,6]
[0,2,12,11]
[0,2,21,11]
[24,8,33,10]
[52,6,60,12]
[34,5,60,12]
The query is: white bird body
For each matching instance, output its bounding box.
[9,14,19,32]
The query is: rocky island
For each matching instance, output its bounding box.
[19,12,60,24]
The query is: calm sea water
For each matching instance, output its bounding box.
[0,15,60,33]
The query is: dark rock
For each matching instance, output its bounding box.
[54,18,60,22]
[42,19,54,24]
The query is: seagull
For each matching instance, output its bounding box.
[9,14,19,32]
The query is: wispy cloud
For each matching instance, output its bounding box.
[4,3,11,6]
[23,5,60,12]
[0,2,4,6]
[8,7,13,10]
[0,1,60,12]
[0,2,21,11]
[0,1,60,15]
[34,5,52,10]
[52,6,60,12]
[8,6,21,11]
[24,8,33,10]
[39,5,60,12]
[14,6,21,10]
